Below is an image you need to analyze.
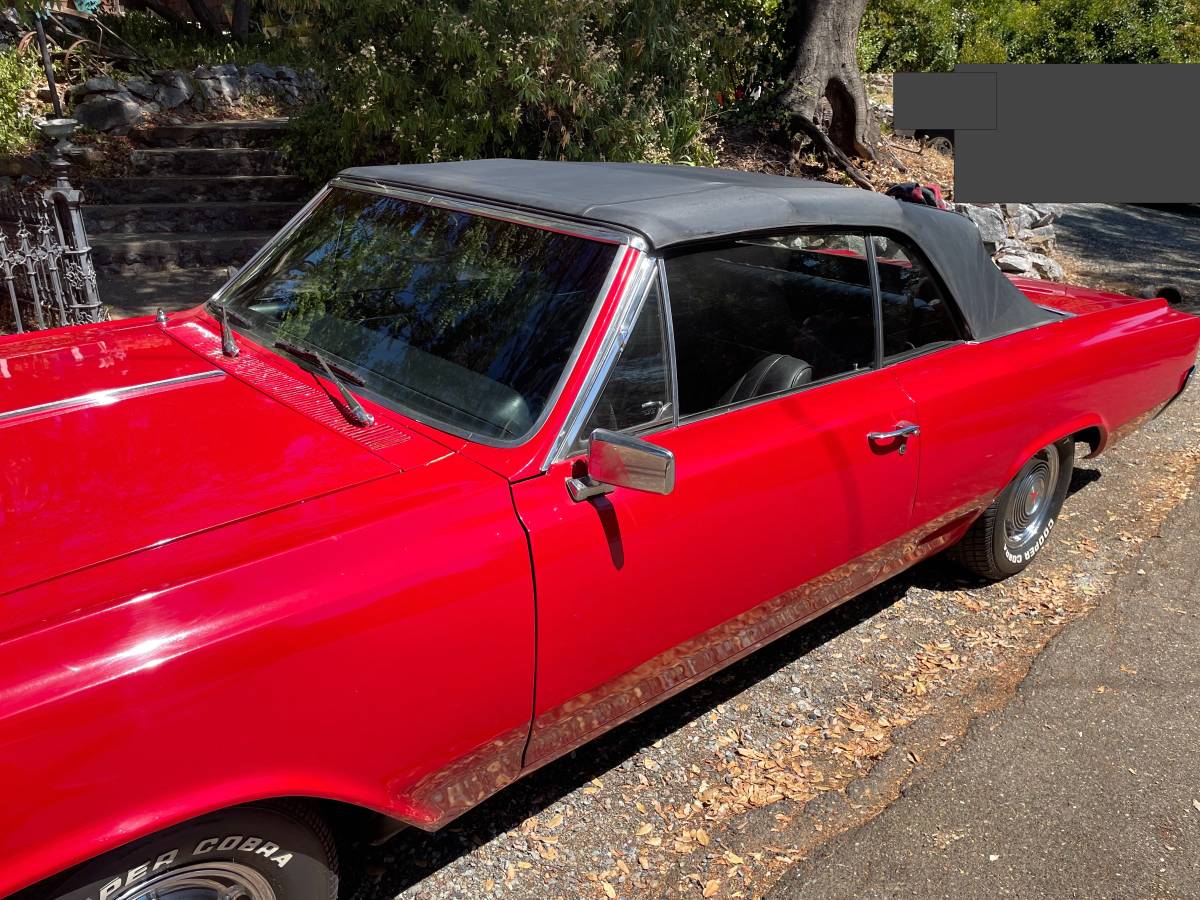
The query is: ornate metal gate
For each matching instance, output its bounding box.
[0,184,104,334]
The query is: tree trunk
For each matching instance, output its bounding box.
[780,0,876,161]
[232,0,251,41]
[123,0,190,28]
[183,0,229,35]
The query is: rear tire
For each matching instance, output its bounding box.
[952,438,1075,580]
[37,802,337,900]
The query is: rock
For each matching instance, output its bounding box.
[75,75,122,97]
[961,204,1007,243]
[197,75,240,105]
[1012,204,1038,231]
[192,65,215,79]
[1029,203,1059,227]
[155,84,191,110]
[1002,202,1023,217]
[73,92,144,132]
[212,62,239,77]
[245,61,277,79]
[1025,225,1057,251]
[995,252,1035,274]
[1030,252,1064,280]
[124,77,157,100]
[277,65,299,83]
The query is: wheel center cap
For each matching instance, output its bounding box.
[1025,481,1043,515]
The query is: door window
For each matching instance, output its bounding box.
[578,280,672,442]
[871,235,963,359]
[665,233,877,417]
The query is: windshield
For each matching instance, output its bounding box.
[222,186,618,441]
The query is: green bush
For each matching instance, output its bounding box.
[860,0,1200,71]
[0,45,42,157]
[97,10,310,71]
[278,0,768,184]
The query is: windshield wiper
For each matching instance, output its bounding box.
[205,299,251,358]
[273,339,376,428]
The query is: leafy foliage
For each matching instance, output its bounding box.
[860,0,1200,71]
[94,10,309,71]
[0,45,43,157]
[276,0,768,184]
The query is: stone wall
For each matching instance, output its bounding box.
[955,203,1065,281]
[70,63,319,133]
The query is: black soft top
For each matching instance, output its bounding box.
[340,159,1055,340]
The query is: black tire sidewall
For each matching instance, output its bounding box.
[46,804,336,900]
[989,439,1075,577]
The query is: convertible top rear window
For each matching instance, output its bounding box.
[223,187,617,441]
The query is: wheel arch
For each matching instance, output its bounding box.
[1000,414,1107,486]
[7,775,417,898]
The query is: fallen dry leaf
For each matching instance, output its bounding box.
[703,878,721,897]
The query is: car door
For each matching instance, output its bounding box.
[512,232,922,766]
[865,232,1004,562]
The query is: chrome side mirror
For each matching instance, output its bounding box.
[566,429,675,502]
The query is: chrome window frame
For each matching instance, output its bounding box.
[208,177,647,451]
[665,229,887,427]
[544,251,660,466]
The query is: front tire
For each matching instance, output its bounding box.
[37,802,337,900]
[952,438,1075,580]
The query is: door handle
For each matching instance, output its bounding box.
[867,423,921,442]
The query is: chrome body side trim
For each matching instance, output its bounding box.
[545,252,657,467]
[0,369,224,423]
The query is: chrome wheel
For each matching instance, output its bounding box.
[1004,445,1060,549]
[111,862,275,900]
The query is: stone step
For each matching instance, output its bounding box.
[131,117,290,149]
[84,200,301,235]
[129,147,287,176]
[84,175,308,204]
[99,267,232,318]
[91,230,274,271]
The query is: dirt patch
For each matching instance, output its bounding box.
[712,123,955,197]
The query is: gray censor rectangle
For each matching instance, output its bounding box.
[893,65,1200,201]
[893,72,997,130]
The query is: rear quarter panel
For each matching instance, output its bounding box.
[891,296,1200,530]
[0,455,534,896]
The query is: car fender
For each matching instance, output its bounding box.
[999,412,1109,487]
[0,456,536,896]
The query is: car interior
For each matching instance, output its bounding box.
[666,237,878,416]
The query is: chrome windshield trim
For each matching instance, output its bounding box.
[544,252,657,467]
[328,175,650,251]
[210,183,333,307]
[213,179,637,450]
[0,369,224,423]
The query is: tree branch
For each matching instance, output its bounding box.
[786,112,876,190]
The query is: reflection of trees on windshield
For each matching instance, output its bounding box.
[225,189,616,440]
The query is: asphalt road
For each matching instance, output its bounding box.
[1055,204,1200,312]
[770,483,1200,899]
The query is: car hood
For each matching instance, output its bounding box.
[0,317,445,596]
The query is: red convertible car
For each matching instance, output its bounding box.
[2,162,1197,899]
